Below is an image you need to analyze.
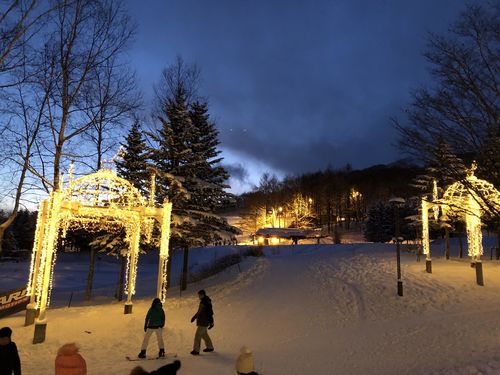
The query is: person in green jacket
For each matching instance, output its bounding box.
[138,298,166,359]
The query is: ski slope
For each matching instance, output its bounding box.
[2,241,500,374]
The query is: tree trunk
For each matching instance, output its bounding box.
[327,201,331,233]
[496,225,500,260]
[0,149,31,256]
[0,215,16,256]
[85,248,96,301]
[445,227,450,260]
[116,254,126,301]
[181,244,189,291]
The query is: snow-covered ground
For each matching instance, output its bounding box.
[1,236,500,374]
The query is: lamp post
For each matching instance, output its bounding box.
[390,197,405,297]
[278,206,283,228]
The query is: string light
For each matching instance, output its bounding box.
[421,199,430,257]
[124,251,131,296]
[27,168,173,329]
[432,180,439,220]
[440,163,500,261]
[26,205,44,296]
[158,200,172,302]
[421,167,500,264]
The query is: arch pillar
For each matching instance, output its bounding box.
[157,200,172,302]
[125,216,141,314]
[33,192,63,343]
[25,200,49,326]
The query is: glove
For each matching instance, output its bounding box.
[190,316,196,323]
[208,323,214,330]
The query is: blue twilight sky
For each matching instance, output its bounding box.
[124,0,470,193]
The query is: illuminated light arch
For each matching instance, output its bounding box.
[26,168,172,344]
[441,166,499,261]
[421,163,499,271]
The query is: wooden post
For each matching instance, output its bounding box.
[425,259,432,273]
[475,261,484,286]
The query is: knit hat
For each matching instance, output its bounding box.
[240,346,252,354]
[236,346,254,373]
[0,327,12,338]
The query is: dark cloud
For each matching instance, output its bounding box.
[125,0,469,189]
[223,162,249,182]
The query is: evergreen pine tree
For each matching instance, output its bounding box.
[189,101,229,208]
[364,201,416,243]
[150,84,239,289]
[151,89,239,247]
[364,202,393,242]
[189,100,238,236]
[115,119,150,196]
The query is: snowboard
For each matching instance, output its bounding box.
[126,353,177,361]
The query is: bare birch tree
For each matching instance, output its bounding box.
[31,0,135,191]
[0,0,54,255]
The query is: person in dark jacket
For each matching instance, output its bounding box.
[138,298,166,358]
[0,326,21,375]
[129,360,181,375]
[190,289,214,355]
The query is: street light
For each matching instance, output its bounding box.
[278,206,283,228]
[390,197,405,297]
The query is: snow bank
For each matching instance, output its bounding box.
[1,238,500,374]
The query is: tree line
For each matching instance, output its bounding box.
[237,3,500,245]
[237,161,423,242]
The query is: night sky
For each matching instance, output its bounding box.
[124,0,469,193]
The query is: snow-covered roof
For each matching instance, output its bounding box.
[255,227,318,238]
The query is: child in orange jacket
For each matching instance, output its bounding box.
[55,343,87,375]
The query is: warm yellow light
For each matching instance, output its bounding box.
[27,168,174,333]
[350,188,362,200]
[440,163,500,261]
[432,180,439,220]
[421,199,430,258]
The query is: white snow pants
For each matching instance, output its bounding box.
[141,328,164,350]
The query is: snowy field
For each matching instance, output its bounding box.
[2,237,500,375]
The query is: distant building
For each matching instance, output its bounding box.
[255,227,322,245]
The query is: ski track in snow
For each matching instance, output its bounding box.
[2,242,500,374]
